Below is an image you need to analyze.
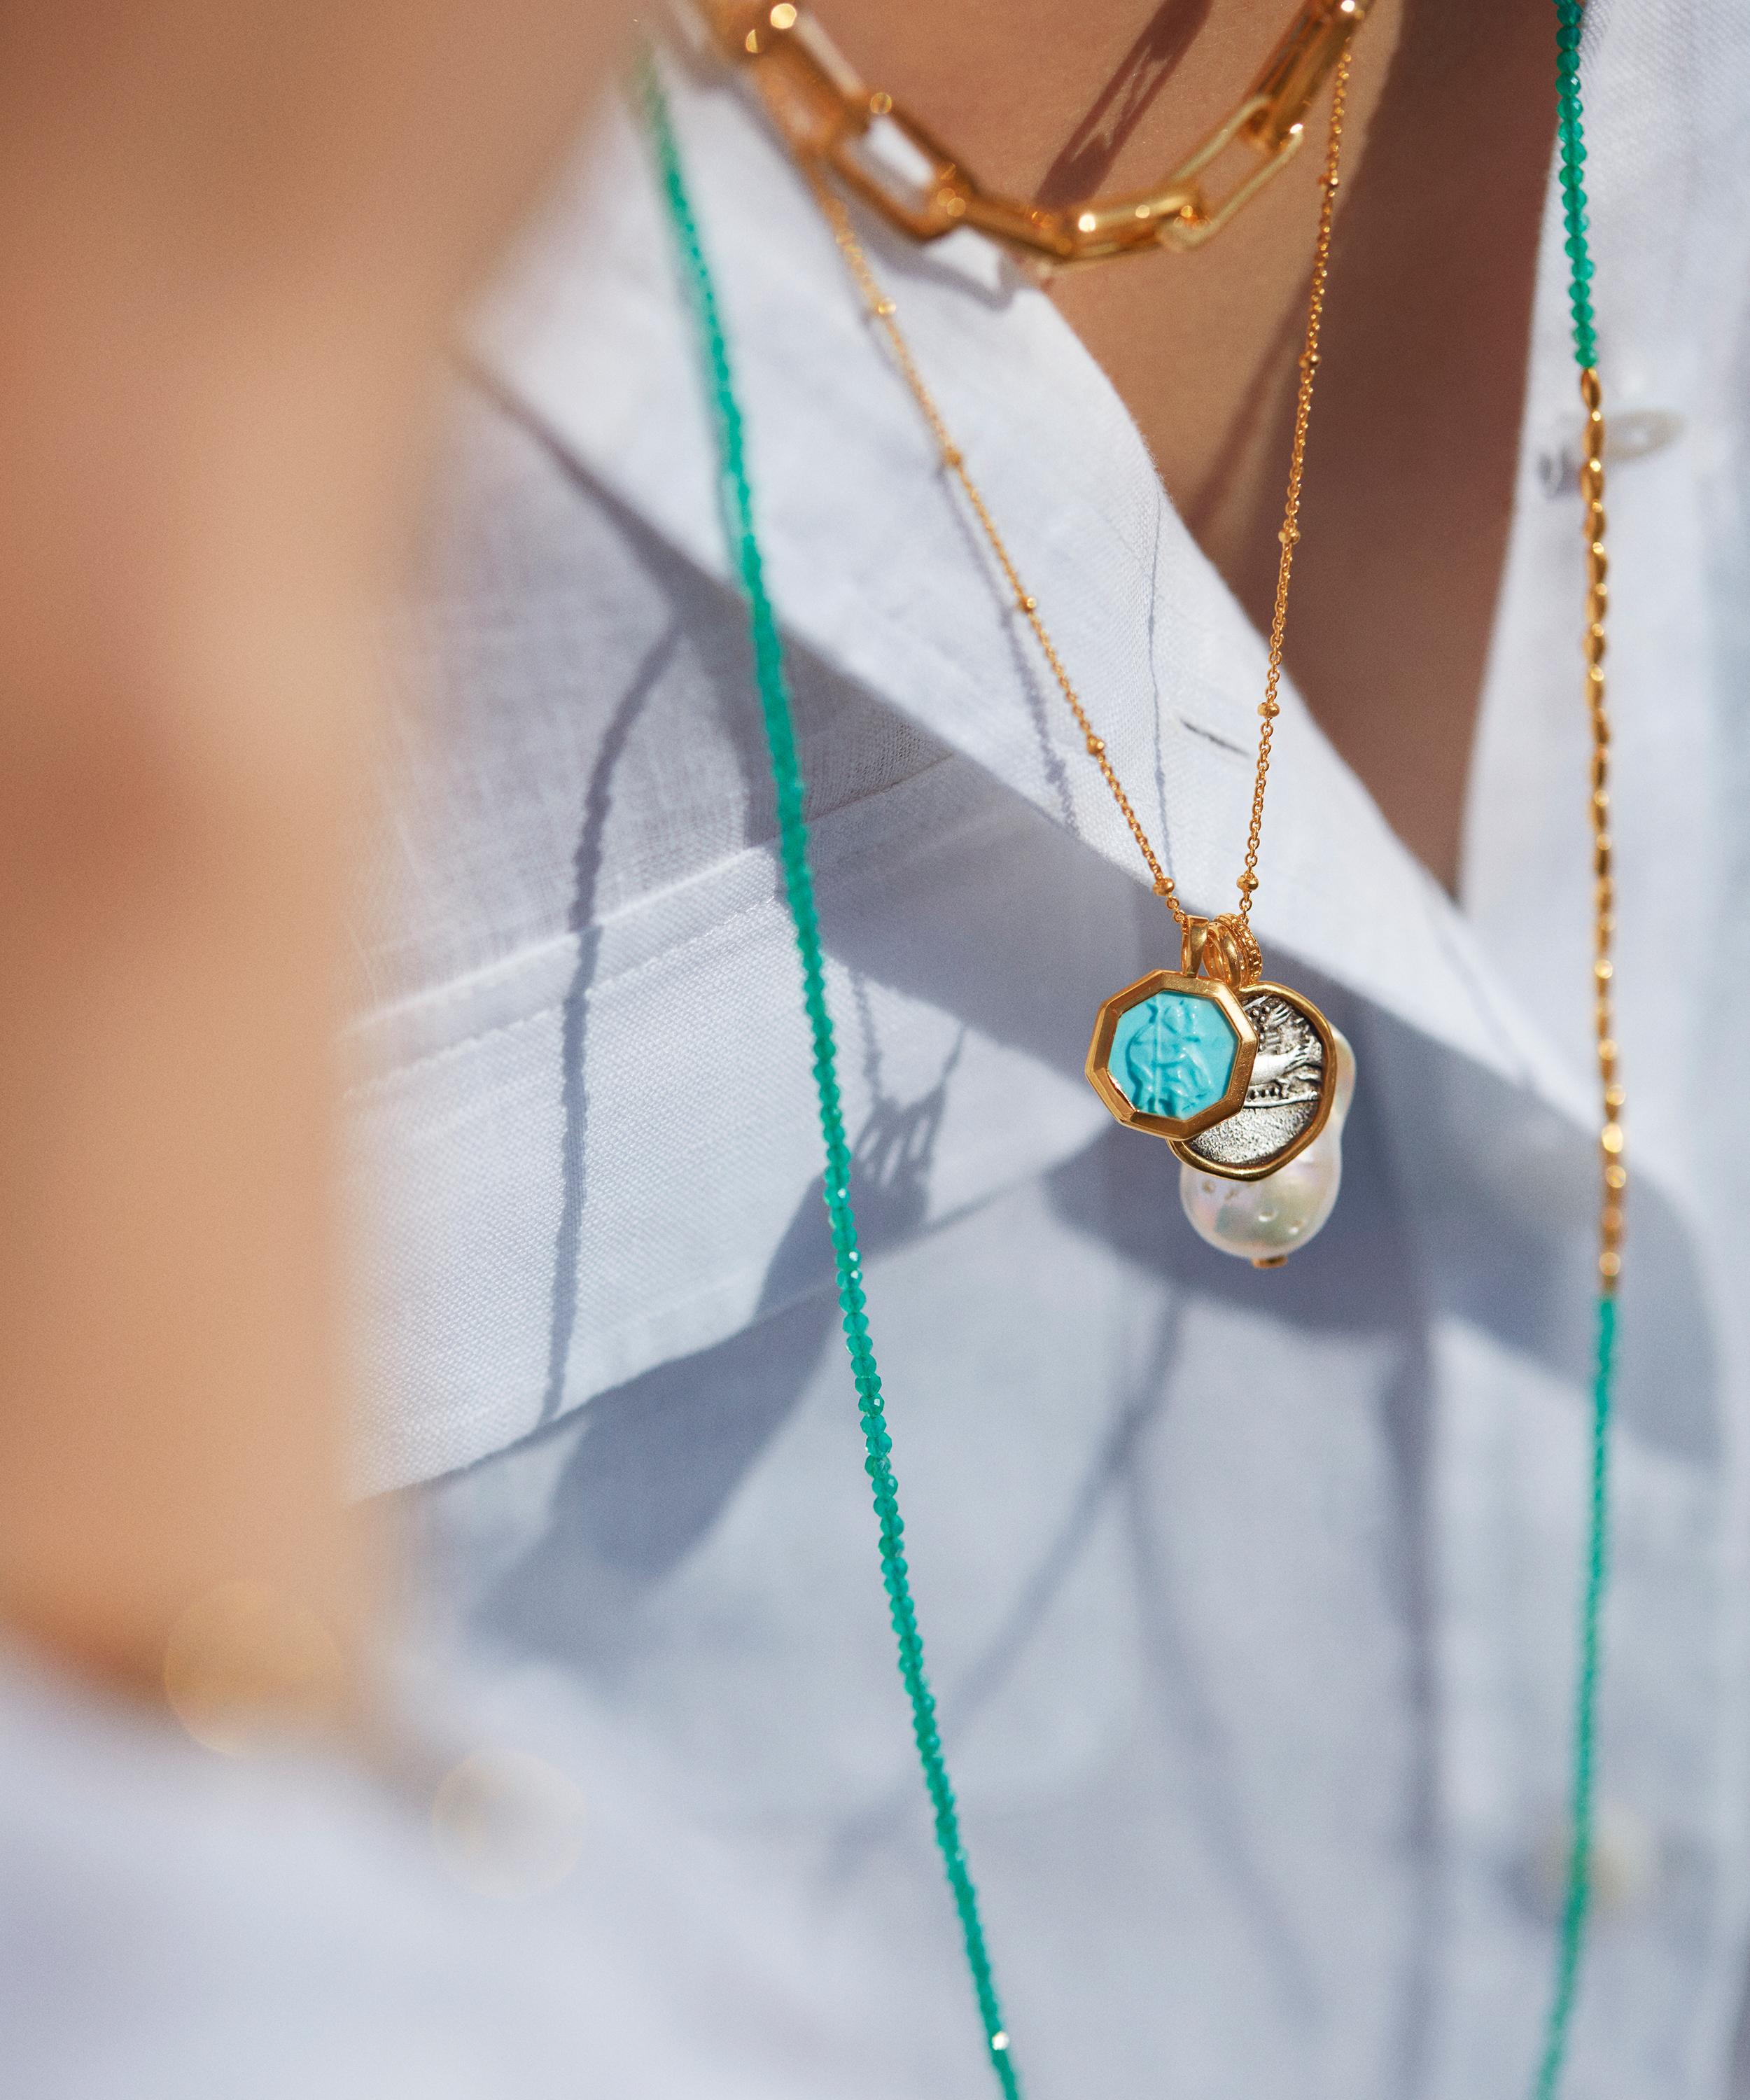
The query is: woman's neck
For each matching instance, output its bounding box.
[811,0,1555,898]
[812,0,1311,208]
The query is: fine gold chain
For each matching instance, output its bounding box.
[803,49,1353,942]
[1580,370,1625,1287]
[1241,47,1350,929]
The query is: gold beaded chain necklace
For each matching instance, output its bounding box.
[792,46,1361,1266]
[646,1,1624,2085]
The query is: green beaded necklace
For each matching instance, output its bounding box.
[638,4,1616,2090]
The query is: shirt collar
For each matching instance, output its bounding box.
[466,47,1597,1136]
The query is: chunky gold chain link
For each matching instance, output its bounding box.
[801,49,1353,939]
[713,0,1367,265]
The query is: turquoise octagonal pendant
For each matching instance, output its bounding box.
[1086,918,1354,1266]
[1085,970,1258,1142]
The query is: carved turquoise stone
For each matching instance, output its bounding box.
[1107,990,1238,1121]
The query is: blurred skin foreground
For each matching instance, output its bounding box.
[0,0,1548,1720]
[0,2,627,1704]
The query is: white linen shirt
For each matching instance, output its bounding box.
[330,4,1750,2096]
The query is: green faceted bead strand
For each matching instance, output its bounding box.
[1532,1294,1617,2100]
[638,56,1021,2100]
[1533,5,1618,2098]
[1554,0,1599,367]
[638,15,1618,2100]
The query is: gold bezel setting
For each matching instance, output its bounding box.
[1168,981,1337,1181]
[1086,970,1259,1142]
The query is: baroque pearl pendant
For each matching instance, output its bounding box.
[1084,921,1353,1269]
[1180,1030,1355,1266]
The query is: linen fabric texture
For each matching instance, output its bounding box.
[361,7,1750,2094]
[6,1,1750,2093]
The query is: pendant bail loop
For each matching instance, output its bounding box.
[1180,914,1263,987]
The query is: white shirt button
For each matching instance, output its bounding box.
[1537,407,1686,495]
[1526,1798,1661,1920]
[1607,406,1686,461]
